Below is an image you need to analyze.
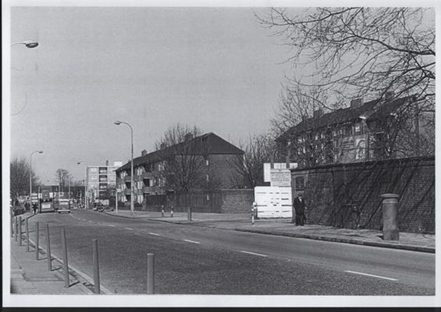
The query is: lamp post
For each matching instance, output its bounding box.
[11,40,39,49]
[114,121,134,216]
[29,151,43,200]
[77,161,88,209]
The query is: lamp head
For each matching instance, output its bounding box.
[23,41,39,48]
[38,151,43,154]
[114,121,122,125]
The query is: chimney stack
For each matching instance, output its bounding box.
[350,98,364,108]
[313,108,323,118]
[141,149,148,156]
[385,91,394,101]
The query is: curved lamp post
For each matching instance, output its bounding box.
[11,40,39,49]
[114,121,134,216]
[30,151,43,200]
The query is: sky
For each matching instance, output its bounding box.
[7,5,294,185]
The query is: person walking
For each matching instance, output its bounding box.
[32,202,38,214]
[293,193,307,226]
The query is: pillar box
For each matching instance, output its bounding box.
[380,193,399,240]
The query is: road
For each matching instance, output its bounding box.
[24,209,435,295]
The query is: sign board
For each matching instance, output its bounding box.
[264,163,297,182]
[270,169,291,187]
[254,186,292,218]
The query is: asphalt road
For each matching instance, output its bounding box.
[24,210,435,295]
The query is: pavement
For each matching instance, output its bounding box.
[9,209,435,295]
[9,212,96,295]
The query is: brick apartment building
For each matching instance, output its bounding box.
[276,94,418,168]
[115,132,244,206]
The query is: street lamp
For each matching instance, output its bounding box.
[11,40,39,49]
[114,120,134,216]
[77,161,88,209]
[29,151,43,200]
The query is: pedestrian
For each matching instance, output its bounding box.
[293,193,307,226]
[24,201,30,212]
[32,202,38,214]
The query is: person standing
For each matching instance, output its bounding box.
[293,193,307,226]
[24,201,30,212]
[32,202,38,214]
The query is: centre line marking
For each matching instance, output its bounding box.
[108,224,115,227]
[184,239,200,244]
[241,251,268,257]
[125,227,133,230]
[149,232,160,236]
[345,270,398,281]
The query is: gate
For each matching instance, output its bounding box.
[254,186,292,218]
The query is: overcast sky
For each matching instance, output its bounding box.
[8,5,293,184]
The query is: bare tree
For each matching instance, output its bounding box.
[260,7,435,159]
[10,157,40,198]
[229,134,277,188]
[155,124,206,194]
[54,169,72,192]
[257,7,434,103]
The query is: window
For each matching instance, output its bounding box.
[206,174,209,182]
[295,176,305,191]
[354,123,361,135]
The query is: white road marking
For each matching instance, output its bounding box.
[108,224,115,227]
[149,232,160,236]
[88,221,93,223]
[184,239,200,244]
[345,270,398,281]
[125,227,133,230]
[240,251,268,257]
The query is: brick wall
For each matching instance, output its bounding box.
[221,189,254,214]
[292,157,434,234]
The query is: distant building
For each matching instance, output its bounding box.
[115,132,244,206]
[276,95,418,168]
[85,161,121,205]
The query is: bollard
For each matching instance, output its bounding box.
[161,206,164,218]
[92,239,100,294]
[46,224,52,271]
[18,217,22,246]
[252,202,256,225]
[26,218,30,252]
[187,206,192,221]
[147,253,155,294]
[380,193,400,240]
[61,229,69,287]
[15,218,18,242]
[36,222,40,260]
[170,207,173,218]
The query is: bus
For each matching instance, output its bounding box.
[39,189,58,213]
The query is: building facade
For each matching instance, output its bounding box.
[276,95,418,168]
[85,161,122,206]
[115,133,244,207]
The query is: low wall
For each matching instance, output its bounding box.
[291,157,434,234]
[141,189,254,214]
[220,189,254,214]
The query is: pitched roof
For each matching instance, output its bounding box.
[116,132,243,172]
[276,96,413,142]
